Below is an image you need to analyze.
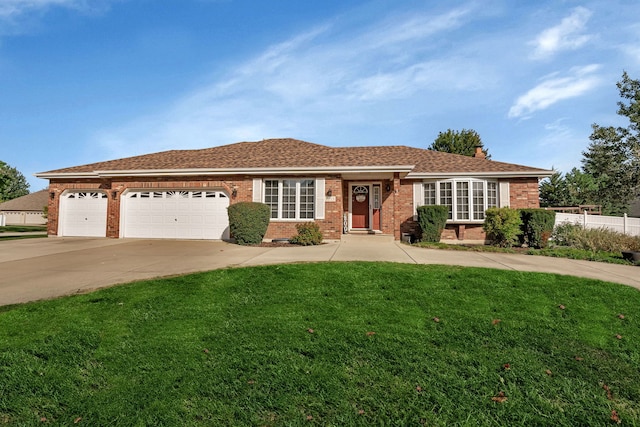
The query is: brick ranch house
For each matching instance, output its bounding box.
[36,138,552,242]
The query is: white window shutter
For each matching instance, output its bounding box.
[413,181,423,220]
[315,178,325,219]
[499,181,510,207]
[252,178,262,202]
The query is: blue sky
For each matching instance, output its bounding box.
[1,0,639,191]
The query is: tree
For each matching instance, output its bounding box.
[428,129,491,159]
[0,161,30,202]
[539,170,568,207]
[582,72,640,215]
[539,168,597,207]
[564,168,597,206]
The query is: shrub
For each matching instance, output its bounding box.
[551,223,583,247]
[551,223,640,252]
[520,209,556,249]
[289,222,323,246]
[227,202,270,245]
[483,207,522,247]
[416,205,449,242]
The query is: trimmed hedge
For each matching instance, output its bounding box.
[417,205,449,242]
[520,209,556,249]
[227,202,270,245]
[483,207,522,247]
[289,222,323,246]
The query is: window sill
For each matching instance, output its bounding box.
[269,219,316,222]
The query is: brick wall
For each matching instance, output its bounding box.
[440,224,486,241]
[508,178,541,209]
[47,175,343,241]
[397,178,418,240]
[46,175,541,242]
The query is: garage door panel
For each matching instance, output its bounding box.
[59,192,108,237]
[122,190,230,240]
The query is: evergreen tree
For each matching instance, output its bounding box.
[428,129,490,159]
[583,72,640,215]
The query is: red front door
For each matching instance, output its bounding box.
[352,185,369,229]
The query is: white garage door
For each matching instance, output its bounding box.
[122,190,230,240]
[59,192,108,237]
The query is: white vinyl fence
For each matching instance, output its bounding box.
[0,211,47,225]
[555,212,640,237]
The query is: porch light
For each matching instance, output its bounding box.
[386,184,391,192]
[112,191,118,199]
[49,191,55,200]
[231,187,238,198]
[326,189,332,197]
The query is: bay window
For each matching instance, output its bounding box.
[421,179,498,221]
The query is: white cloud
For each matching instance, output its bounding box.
[0,0,72,18]
[0,0,115,34]
[530,6,592,59]
[363,6,472,50]
[618,23,640,65]
[95,5,489,157]
[508,64,602,119]
[346,57,490,101]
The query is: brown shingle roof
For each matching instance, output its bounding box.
[0,190,49,212]
[39,138,550,175]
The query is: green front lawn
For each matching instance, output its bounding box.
[0,225,47,241]
[414,241,637,265]
[1,263,638,425]
[0,225,47,233]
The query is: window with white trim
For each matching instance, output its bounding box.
[264,179,315,220]
[421,179,498,221]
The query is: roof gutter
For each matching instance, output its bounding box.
[35,165,416,179]
[407,170,554,179]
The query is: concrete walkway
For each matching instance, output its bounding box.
[1,234,638,306]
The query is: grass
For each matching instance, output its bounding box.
[0,234,46,241]
[1,262,639,425]
[527,247,636,265]
[0,225,47,241]
[413,241,637,265]
[0,225,47,233]
[414,242,517,253]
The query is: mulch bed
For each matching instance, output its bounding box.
[257,241,298,247]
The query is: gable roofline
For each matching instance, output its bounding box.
[35,138,553,178]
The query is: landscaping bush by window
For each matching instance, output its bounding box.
[227,202,270,245]
[483,207,522,247]
[520,209,556,249]
[417,205,449,242]
[289,222,323,245]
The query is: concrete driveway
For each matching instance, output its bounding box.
[1,235,639,306]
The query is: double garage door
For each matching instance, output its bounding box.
[58,190,230,239]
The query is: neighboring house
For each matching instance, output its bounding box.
[35,138,552,241]
[0,189,48,225]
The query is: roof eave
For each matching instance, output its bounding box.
[36,165,416,179]
[34,172,99,179]
[406,170,554,179]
